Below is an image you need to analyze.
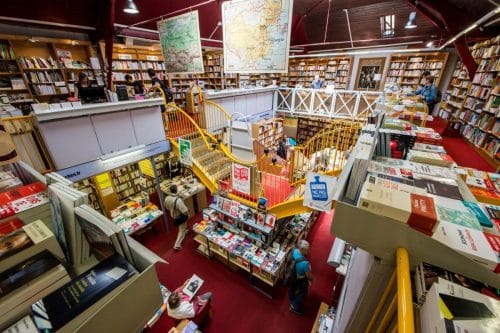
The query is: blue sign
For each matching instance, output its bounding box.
[310,176,328,201]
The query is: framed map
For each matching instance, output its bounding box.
[222,0,294,74]
[157,11,204,74]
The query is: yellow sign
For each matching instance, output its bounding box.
[139,159,155,178]
[95,172,113,190]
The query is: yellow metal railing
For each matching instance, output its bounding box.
[365,248,415,333]
[1,115,54,173]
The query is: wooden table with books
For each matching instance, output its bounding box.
[160,176,207,217]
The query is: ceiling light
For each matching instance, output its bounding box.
[123,0,139,14]
[426,41,434,48]
[405,12,417,29]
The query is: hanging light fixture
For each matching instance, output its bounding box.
[405,11,417,29]
[426,41,434,48]
[124,0,139,14]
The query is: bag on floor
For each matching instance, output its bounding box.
[284,255,306,287]
[173,198,188,226]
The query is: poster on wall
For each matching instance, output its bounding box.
[179,139,193,166]
[157,11,204,74]
[232,163,251,195]
[303,172,337,212]
[355,57,386,91]
[222,0,294,73]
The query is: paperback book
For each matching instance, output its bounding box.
[31,254,137,332]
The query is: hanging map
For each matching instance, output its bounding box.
[157,11,204,74]
[222,0,293,73]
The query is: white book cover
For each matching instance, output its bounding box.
[358,181,412,223]
[2,315,39,333]
[432,220,498,272]
[182,274,204,301]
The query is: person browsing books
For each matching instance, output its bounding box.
[148,68,173,108]
[167,278,212,320]
[311,75,323,89]
[125,74,145,95]
[288,239,313,315]
[415,75,438,113]
[164,184,189,251]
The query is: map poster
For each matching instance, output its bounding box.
[222,0,294,74]
[157,11,204,74]
[303,172,337,212]
[232,163,251,195]
[179,139,193,166]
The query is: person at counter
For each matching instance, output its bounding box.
[74,72,90,100]
[73,72,106,103]
[415,76,438,112]
[148,68,173,106]
[125,74,145,95]
[311,75,323,89]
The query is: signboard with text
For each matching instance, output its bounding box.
[303,172,337,211]
[232,163,251,195]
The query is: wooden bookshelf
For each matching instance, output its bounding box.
[0,35,103,111]
[384,52,449,90]
[460,36,500,166]
[439,60,471,124]
[280,57,352,89]
[296,116,334,144]
[251,118,284,149]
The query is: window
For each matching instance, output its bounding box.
[380,15,395,38]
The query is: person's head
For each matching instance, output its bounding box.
[78,72,89,86]
[422,70,431,80]
[168,292,181,310]
[169,184,178,195]
[297,239,310,256]
[147,68,156,79]
[425,76,435,86]
[314,75,320,81]
[125,74,133,84]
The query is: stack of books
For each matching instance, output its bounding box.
[110,197,163,235]
[416,262,499,332]
[0,170,22,191]
[407,149,455,167]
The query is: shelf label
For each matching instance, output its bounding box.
[232,163,250,195]
[146,55,159,61]
[139,159,155,178]
[118,54,133,60]
[179,138,193,166]
[303,172,337,212]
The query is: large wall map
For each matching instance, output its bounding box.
[222,0,294,74]
[157,11,204,74]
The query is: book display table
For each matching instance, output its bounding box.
[160,176,207,217]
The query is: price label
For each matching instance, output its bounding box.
[118,54,133,60]
[146,55,159,61]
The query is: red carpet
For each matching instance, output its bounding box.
[427,118,495,172]
[142,208,338,333]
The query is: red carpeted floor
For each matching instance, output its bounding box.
[142,209,338,333]
[427,117,495,172]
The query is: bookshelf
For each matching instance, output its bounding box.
[0,35,104,111]
[251,118,284,149]
[384,52,449,90]
[460,36,500,164]
[0,40,32,111]
[296,116,334,143]
[439,60,471,123]
[280,57,352,89]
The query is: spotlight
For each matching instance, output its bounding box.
[124,0,139,14]
[405,12,417,29]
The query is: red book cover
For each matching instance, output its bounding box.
[0,217,24,236]
[440,154,455,163]
[0,182,46,205]
[407,193,437,233]
[483,232,500,274]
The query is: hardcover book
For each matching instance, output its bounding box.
[407,194,438,235]
[31,254,137,332]
[0,228,33,261]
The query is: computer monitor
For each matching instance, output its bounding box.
[79,86,107,104]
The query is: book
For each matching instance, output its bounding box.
[413,177,463,201]
[0,228,33,261]
[182,273,204,300]
[407,194,438,235]
[2,315,38,333]
[31,254,137,332]
[432,221,499,272]
[434,197,482,231]
[463,201,494,229]
[0,218,24,237]
[358,181,412,223]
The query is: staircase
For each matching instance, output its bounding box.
[159,89,363,219]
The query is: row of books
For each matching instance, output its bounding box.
[18,57,57,70]
[0,78,26,91]
[24,71,64,84]
[110,196,163,235]
[414,261,499,332]
[0,43,16,60]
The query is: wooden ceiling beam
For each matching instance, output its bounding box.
[408,0,478,77]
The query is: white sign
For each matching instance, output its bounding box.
[303,172,337,212]
[146,55,159,61]
[232,163,251,195]
[118,54,133,60]
[179,138,193,166]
